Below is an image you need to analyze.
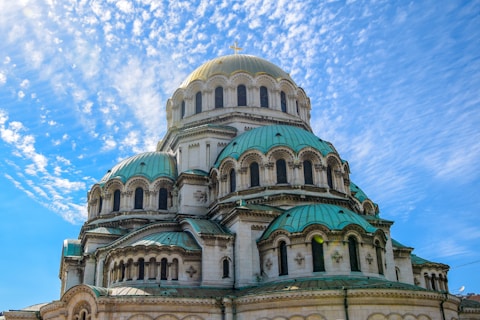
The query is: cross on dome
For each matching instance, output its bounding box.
[229,41,242,54]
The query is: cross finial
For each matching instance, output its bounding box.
[229,41,243,54]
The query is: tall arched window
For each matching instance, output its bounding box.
[281,91,287,112]
[279,241,288,275]
[260,86,269,108]
[113,189,121,211]
[138,258,145,280]
[161,258,168,280]
[148,258,156,279]
[215,86,224,108]
[375,240,384,275]
[195,91,202,114]
[327,164,334,189]
[303,160,313,185]
[181,100,185,118]
[296,100,299,114]
[120,261,126,281]
[134,187,143,209]
[229,168,236,192]
[222,259,229,278]
[276,159,287,184]
[237,84,246,106]
[158,187,168,210]
[312,236,325,272]
[250,162,260,187]
[348,236,360,272]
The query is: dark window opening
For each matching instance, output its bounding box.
[215,86,224,108]
[181,100,185,118]
[348,236,360,272]
[250,162,260,187]
[195,91,202,114]
[279,241,288,275]
[276,159,287,184]
[281,91,287,112]
[327,165,334,189]
[229,169,236,192]
[138,258,145,280]
[312,237,325,272]
[134,187,143,209]
[161,258,168,280]
[260,86,269,108]
[237,85,246,106]
[223,259,229,278]
[303,160,313,185]
[375,241,384,275]
[158,187,168,210]
[113,189,121,211]
[98,196,102,213]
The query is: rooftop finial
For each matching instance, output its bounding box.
[229,41,243,54]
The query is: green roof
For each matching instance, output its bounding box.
[182,169,209,176]
[214,125,335,167]
[350,182,369,202]
[410,254,434,265]
[62,239,82,257]
[260,204,377,241]
[183,218,232,235]
[99,152,177,184]
[131,232,201,251]
[180,54,295,88]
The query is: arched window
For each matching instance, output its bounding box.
[161,258,168,280]
[229,168,236,192]
[113,189,121,211]
[279,241,288,275]
[250,162,260,187]
[375,240,384,275]
[276,159,287,184]
[98,196,102,213]
[303,160,313,185]
[260,86,269,108]
[237,84,246,106]
[181,100,185,118]
[120,261,126,281]
[327,164,334,189]
[431,274,437,291]
[158,187,168,210]
[395,267,400,281]
[222,259,229,278]
[348,236,360,272]
[312,236,325,272]
[138,258,145,280]
[134,187,143,209]
[281,91,287,112]
[195,91,202,114]
[215,86,224,108]
[171,258,179,280]
[296,100,299,114]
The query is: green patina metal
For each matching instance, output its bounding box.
[183,218,232,235]
[62,239,82,257]
[99,152,177,185]
[182,169,209,176]
[131,231,201,251]
[350,182,369,203]
[180,54,295,88]
[260,204,377,241]
[214,125,335,167]
[85,227,128,236]
[410,254,434,265]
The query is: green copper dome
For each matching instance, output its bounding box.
[180,54,295,88]
[260,204,377,241]
[99,152,177,184]
[214,125,335,167]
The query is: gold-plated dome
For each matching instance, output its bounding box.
[180,54,295,88]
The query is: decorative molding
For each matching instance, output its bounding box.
[366,253,373,265]
[331,250,343,263]
[186,265,197,278]
[294,252,304,265]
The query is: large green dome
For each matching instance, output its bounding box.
[214,125,335,167]
[99,152,177,184]
[180,54,295,88]
[260,204,377,241]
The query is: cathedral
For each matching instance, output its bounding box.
[5,53,480,320]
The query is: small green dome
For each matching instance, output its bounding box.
[99,152,177,184]
[260,204,376,241]
[214,125,335,167]
[350,182,369,202]
[180,54,295,88]
[131,232,201,251]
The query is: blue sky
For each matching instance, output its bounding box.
[0,0,479,311]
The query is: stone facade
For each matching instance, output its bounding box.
[4,54,480,320]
